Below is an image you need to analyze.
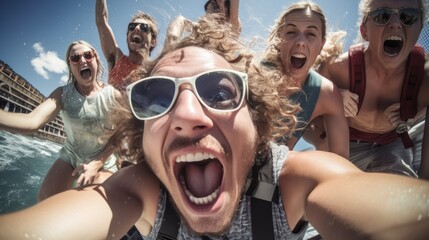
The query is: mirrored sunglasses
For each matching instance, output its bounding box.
[126,69,248,120]
[69,51,95,64]
[128,22,151,33]
[367,7,421,26]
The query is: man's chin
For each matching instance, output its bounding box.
[128,45,148,55]
[184,213,233,236]
[172,193,239,235]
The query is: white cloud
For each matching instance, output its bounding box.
[31,42,68,80]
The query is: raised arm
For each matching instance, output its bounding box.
[226,0,241,35]
[163,15,194,52]
[0,87,62,134]
[281,150,429,239]
[95,0,122,70]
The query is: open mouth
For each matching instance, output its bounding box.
[131,34,143,44]
[80,66,92,79]
[383,35,403,56]
[175,152,224,206]
[290,53,307,69]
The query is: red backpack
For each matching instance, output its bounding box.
[348,44,425,148]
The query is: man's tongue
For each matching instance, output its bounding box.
[184,160,222,197]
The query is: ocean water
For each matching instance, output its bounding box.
[0,130,61,214]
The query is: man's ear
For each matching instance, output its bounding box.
[321,38,326,50]
[360,24,368,41]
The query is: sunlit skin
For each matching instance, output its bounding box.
[142,46,257,234]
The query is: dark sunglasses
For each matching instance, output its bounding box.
[126,69,248,120]
[69,51,95,64]
[367,7,421,26]
[128,22,151,33]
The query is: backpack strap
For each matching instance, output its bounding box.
[157,191,180,240]
[397,45,425,149]
[400,45,425,121]
[348,44,366,114]
[245,151,279,240]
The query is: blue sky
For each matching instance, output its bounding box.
[1,0,361,97]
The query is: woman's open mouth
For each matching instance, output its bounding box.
[80,66,92,79]
[290,53,307,69]
[383,35,403,57]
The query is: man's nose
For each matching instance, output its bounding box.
[170,86,213,135]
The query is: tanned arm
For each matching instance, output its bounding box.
[0,87,62,134]
[95,0,122,71]
[281,150,429,239]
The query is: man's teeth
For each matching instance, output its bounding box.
[176,152,219,205]
[387,35,402,41]
[176,152,215,163]
[180,175,219,205]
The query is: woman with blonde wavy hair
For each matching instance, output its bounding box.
[0,40,126,201]
[263,1,349,159]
